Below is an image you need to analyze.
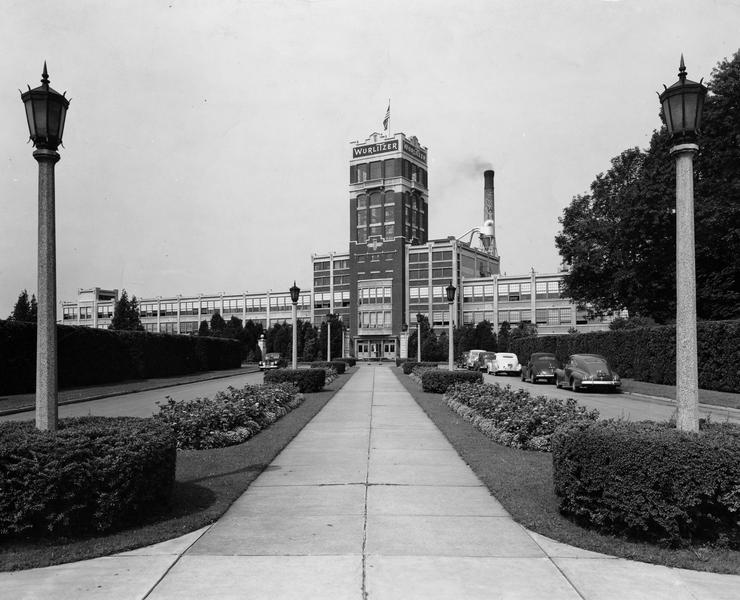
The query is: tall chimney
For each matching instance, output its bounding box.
[482,169,497,256]
[484,169,495,223]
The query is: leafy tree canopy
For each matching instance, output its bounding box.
[8,289,37,322]
[109,290,144,331]
[556,50,740,323]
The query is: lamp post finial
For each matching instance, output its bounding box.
[679,54,686,81]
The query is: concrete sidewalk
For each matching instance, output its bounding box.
[3,366,739,599]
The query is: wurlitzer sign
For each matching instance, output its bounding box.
[402,140,427,164]
[352,140,399,158]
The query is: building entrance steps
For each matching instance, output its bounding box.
[3,365,739,599]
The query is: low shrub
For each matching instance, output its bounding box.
[339,357,357,367]
[421,370,483,393]
[409,366,437,387]
[264,368,325,393]
[0,417,175,537]
[311,360,346,374]
[402,361,439,375]
[551,420,740,548]
[443,382,598,451]
[396,358,408,367]
[155,382,303,450]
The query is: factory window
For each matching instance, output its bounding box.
[370,161,382,180]
[560,308,572,324]
[369,192,382,206]
[462,286,473,303]
[384,158,399,177]
[548,281,561,298]
[357,195,367,209]
[384,205,394,221]
[369,226,382,238]
[314,261,330,271]
[334,259,348,270]
[535,309,548,324]
[432,267,452,279]
[463,311,474,324]
[384,224,395,238]
[432,251,452,262]
[535,282,547,299]
[508,284,520,302]
[520,283,531,301]
[357,210,367,226]
[181,321,198,334]
[409,268,427,280]
[409,252,428,263]
[357,229,367,244]
[63,307,77,320]
[370,207,382,224]
[356,163,368,182]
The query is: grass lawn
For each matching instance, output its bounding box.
[0,369,353,572]
[394,368,740,575]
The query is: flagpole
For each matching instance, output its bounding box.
[387,98,391,137]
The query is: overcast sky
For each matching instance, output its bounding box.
[1,0,739,317]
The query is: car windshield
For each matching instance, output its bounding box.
[533,357,558,368]
[580,358,609,373]
[266,353,281,360]
[481,353,496,360]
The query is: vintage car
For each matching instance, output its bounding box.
[521,352,561,384]
[477,351,498,372]
[259,352,284,371]
[487,352,521,376]
[554,354,621,392]
[466,349,487,370]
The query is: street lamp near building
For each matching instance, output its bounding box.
[289,281,300,369]
[416,313,423,362]
[446,281,456,371]
[659,55,707,432]
[21,63,70,432]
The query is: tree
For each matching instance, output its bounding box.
[197,320,210,336]
[556,50,740,322]
[473,320,497,350]
[497,321,511,352]
[8,289,37,322]
[109,290,144,331]
[210,312,226,334]
[510,321,538,344]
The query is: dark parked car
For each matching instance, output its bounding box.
[521,352,561,384]
[259,352,285,371]
[554,354,621,392]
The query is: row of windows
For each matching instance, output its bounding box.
[462,285,496,302]
[350,158,428,187]
[409,286,455,302]
[313,259,349,272]
[314,291,351,309]
[358,310,392,328]
[359,286,392,304]
[409,267,452,280]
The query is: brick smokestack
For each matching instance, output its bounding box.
[482,169,497,256]
[484,169,495,223]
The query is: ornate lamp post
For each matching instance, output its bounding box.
[21,63,70,432]
[659,55,707,432]
[289,282,300,369]
[446,281,457,371]
[416,313,423,362]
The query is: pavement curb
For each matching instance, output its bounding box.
[0,367,260,417]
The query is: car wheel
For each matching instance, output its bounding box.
[571,378,580,392]
[521,371,526,381]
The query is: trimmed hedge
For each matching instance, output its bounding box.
[511,320,740,392]
[155,383,303,449]
[264,368,325,393]
[338,357,357,367]
[0,417,176,537]
[552,420,740,548]
[311,360,347,374]
[402,361,439,375]
[420,370,483,393]
[396,358,409,367]
[0,320,241,395]
[443,382,599,451]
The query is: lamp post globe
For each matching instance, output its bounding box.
[659,56,707,432]
[446,282,456,371]
[21,63,70,432]
[290,282,300,369]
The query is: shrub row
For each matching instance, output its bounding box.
[0,320,241,395]
[338,356,357,367]
[311,360,346,374]
[401,361,439,375]
[552,420,740,548]
[0,417,176,538]
[155,382,303,450]
[511,320,740,392]
[420,370,483,393]
[264,368,326,393]
[443,382,599,451]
